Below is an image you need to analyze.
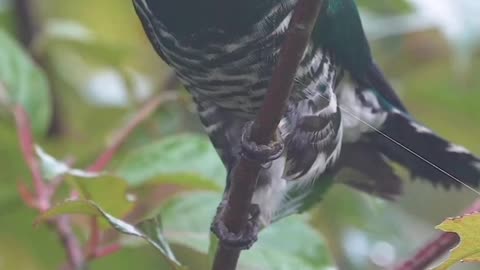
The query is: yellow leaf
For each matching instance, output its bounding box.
[433,212,480,270]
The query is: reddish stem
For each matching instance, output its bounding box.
[13,105,85,270]
[87,92,179,173]
[86,218,101,259]
[93,244,122,259]
[14,73,179,268]
[13,106,48,210]
[17,181,37,209]
[53,217,86,270]
[84,91,180,258]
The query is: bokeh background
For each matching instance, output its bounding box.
[1,0,480,269]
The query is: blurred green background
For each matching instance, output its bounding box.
[1,0,480,269]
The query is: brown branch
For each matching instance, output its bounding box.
[395,199,480,270]
[211,1,325,270]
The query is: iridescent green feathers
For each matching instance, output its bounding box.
[144,0,372,73]
[313,0,372,77]
[142,0,282,39]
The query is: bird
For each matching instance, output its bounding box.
[133,0,480,248]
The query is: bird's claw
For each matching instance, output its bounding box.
[240,121,284,166]
[211,204,261,250]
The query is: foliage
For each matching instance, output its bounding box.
[0,29,51,135]
[0,12,335,267]
[1,1,480,270]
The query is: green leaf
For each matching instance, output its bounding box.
[33,145,132,217]
[158,192,334,270]
[137,217,179,267]
[433,213,480,270]
[37,200,185,270]
[136,174,222,194]
[116,134,225,190]
[68,174,133,218]
[207,233,219,269]
[0,29,51,136]
[159,192,220,253]
[357,0,412,14]
[241,216,334,270]
[36,200,101,220]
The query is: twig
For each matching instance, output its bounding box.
[85,90,180,259]
[86,218,101,259]
[87,91,180,172]
[14,90,180,266]
[93,243,122,258]
[14,106,48,210]
[211,1,325,270]
[52,217,86,270]
[13,41,179,267]
[395,199,480,270]
[13,106,85,270]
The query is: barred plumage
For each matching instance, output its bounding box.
[134,0,342,223]
[134,0,480,225]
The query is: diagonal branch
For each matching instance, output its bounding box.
[87,91,180,172]
[211,1,325,270]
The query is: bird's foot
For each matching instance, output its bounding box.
[240,121,284,167]
[211,203,261,250]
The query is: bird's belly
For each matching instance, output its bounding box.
[184,74,270,118]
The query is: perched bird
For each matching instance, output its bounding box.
[133,0,480,248]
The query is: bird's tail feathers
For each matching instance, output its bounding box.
[371,111,480,190]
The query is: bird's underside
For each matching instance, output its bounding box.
[134,0,480,250]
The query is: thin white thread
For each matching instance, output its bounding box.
[335,102,480,196]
